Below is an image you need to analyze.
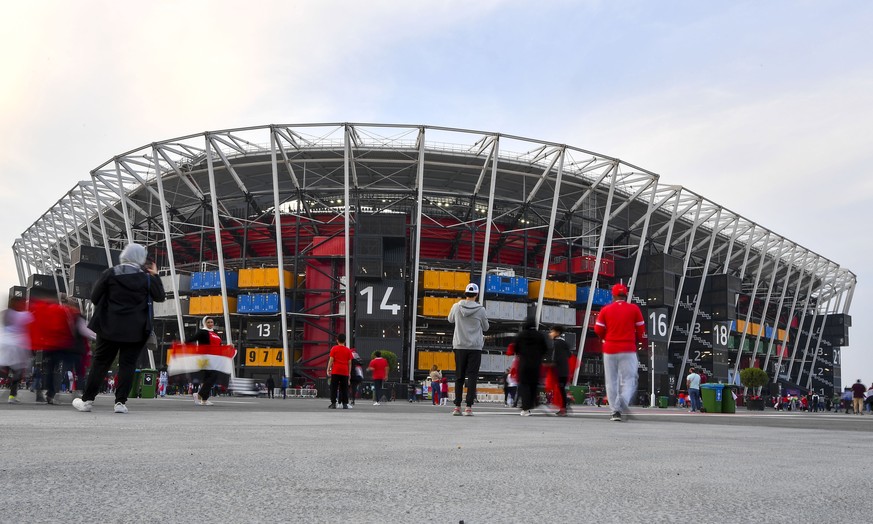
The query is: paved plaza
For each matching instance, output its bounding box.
[2,391,871,523]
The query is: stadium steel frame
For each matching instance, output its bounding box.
[11,123,856,391]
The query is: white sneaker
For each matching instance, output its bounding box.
[373,402,381,406]
[520,410,531,416]
[202,399,214,406]
[72,398,92,412]
[114,402,128,414]
[193,392,202,405]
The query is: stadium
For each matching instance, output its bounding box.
[12,123,856,402]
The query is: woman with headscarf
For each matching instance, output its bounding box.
[192,316,222,406]
[514,317,549,416]
[73,243,164,413]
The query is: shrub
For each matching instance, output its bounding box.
[739,367,769,389]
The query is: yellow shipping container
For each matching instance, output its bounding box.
[440,297,457,317]
[238,268,255,288]
[566,282,578,302]
[454,272,471,292]
[189,296,204,315]
[207,295,237,314]
[422,296,441,317]
[264,268,292,288]
[439,271,455,291]
[418,351,434,370]
[422,270,441,291]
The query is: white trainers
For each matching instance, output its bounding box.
[373,402,381,406]
[7,395,20,404]
[114,402,128,414]
[201,399,213,406]
[72,398,93,412]
[520,410,531,416]
[193,392,202,405]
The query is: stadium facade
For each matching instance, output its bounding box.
[12,123,856,400]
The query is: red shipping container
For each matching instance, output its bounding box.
[311,236,346,256]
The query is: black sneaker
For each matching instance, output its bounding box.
[328,403,336,409]
[610,412,622,421]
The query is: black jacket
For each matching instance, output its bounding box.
[550,336,571,378]
[88,264,165,343]
[514,327,549,373]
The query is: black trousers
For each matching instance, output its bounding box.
[82,337,146,404]
[199,370,220,401]
[518,367,541,411]
[557,375,569,410]
[453,349,482,408]
[373,379,384,402]
[330,374,349,405]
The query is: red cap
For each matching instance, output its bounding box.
[611,283,629,296]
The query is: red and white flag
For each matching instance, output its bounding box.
[167,342,236,376]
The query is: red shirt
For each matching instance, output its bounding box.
[329,344,353,376]
[593,300,645,354]
[368,357,389,380]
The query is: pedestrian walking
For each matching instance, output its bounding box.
[188,317,226,406]
[429,364,442,405]
[850,379,866,415]
[514,317,549,416]
[281,374,288,399]
[687,367,702,413]
[349,350,364,406]
[440,376,449,406]
[326,333,353,409]
[549,325,571,416]
[0,295,33,404]
[73,243,165,414]
[266,375,275,399]
[367,350,389,405]
[448,283,489,416]
[593,283,646,422]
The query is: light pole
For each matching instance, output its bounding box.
[650,341,657,408]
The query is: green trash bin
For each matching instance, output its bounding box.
[658,396,669,408]
[721,385,737,413]
[700,384,724,413]
[129,369,142,398]
[568,386,588,404]
[140,369,157,399]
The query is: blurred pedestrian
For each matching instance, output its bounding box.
[281,374,288,399]
[367,350,389,406]
[448,282,489,416]
[189,317,224,406]
[514,317,549,416]
[594,283,646,422]
[549,325,571,416]
[349,350,364,406]
[0,295,33,404]
[29,292,81,405]
[326,333,353,409]
[73,243,165,414]
[266,375,275,399]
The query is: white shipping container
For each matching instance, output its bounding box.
[153,297,190,318]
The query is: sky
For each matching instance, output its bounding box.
[1,1,871,388]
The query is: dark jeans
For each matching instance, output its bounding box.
[556,375,569,410]
[43,350,81,400]
[3,367,22,396]
[330,374,349,405]
[82,338,146,404]
[453,349,482,408]
[199,370,220,401]
[373,379,384,402]
[350,379,361,404]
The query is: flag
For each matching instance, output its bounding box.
[167,342,236,376]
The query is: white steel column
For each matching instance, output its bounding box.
[269,128,292,379]
[626,178,659,300]
[205,134,234,358]
[343,126,353,344]
[478,136,501,301]
[762,246,799,375]
[114,159,134,242]
[771,250,809,382]
[409,127,426,379]
[152,145,187,344]
[89,179,114,266]
[573,162,618,385]
[786,256,824,381]
[534,148,566,327]
[747,237,787,372]
[732,232,773,381]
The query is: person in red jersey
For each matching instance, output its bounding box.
[367,350,389,405]
[326,333,353,409]
[594,283,645,422]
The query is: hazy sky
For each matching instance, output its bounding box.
[2,1,871,387]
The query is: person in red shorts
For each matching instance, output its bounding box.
[594,283,646,422]
[326,333,353,409]
[367,351,389,406]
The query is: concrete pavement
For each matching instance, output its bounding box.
[1,391,871,523]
